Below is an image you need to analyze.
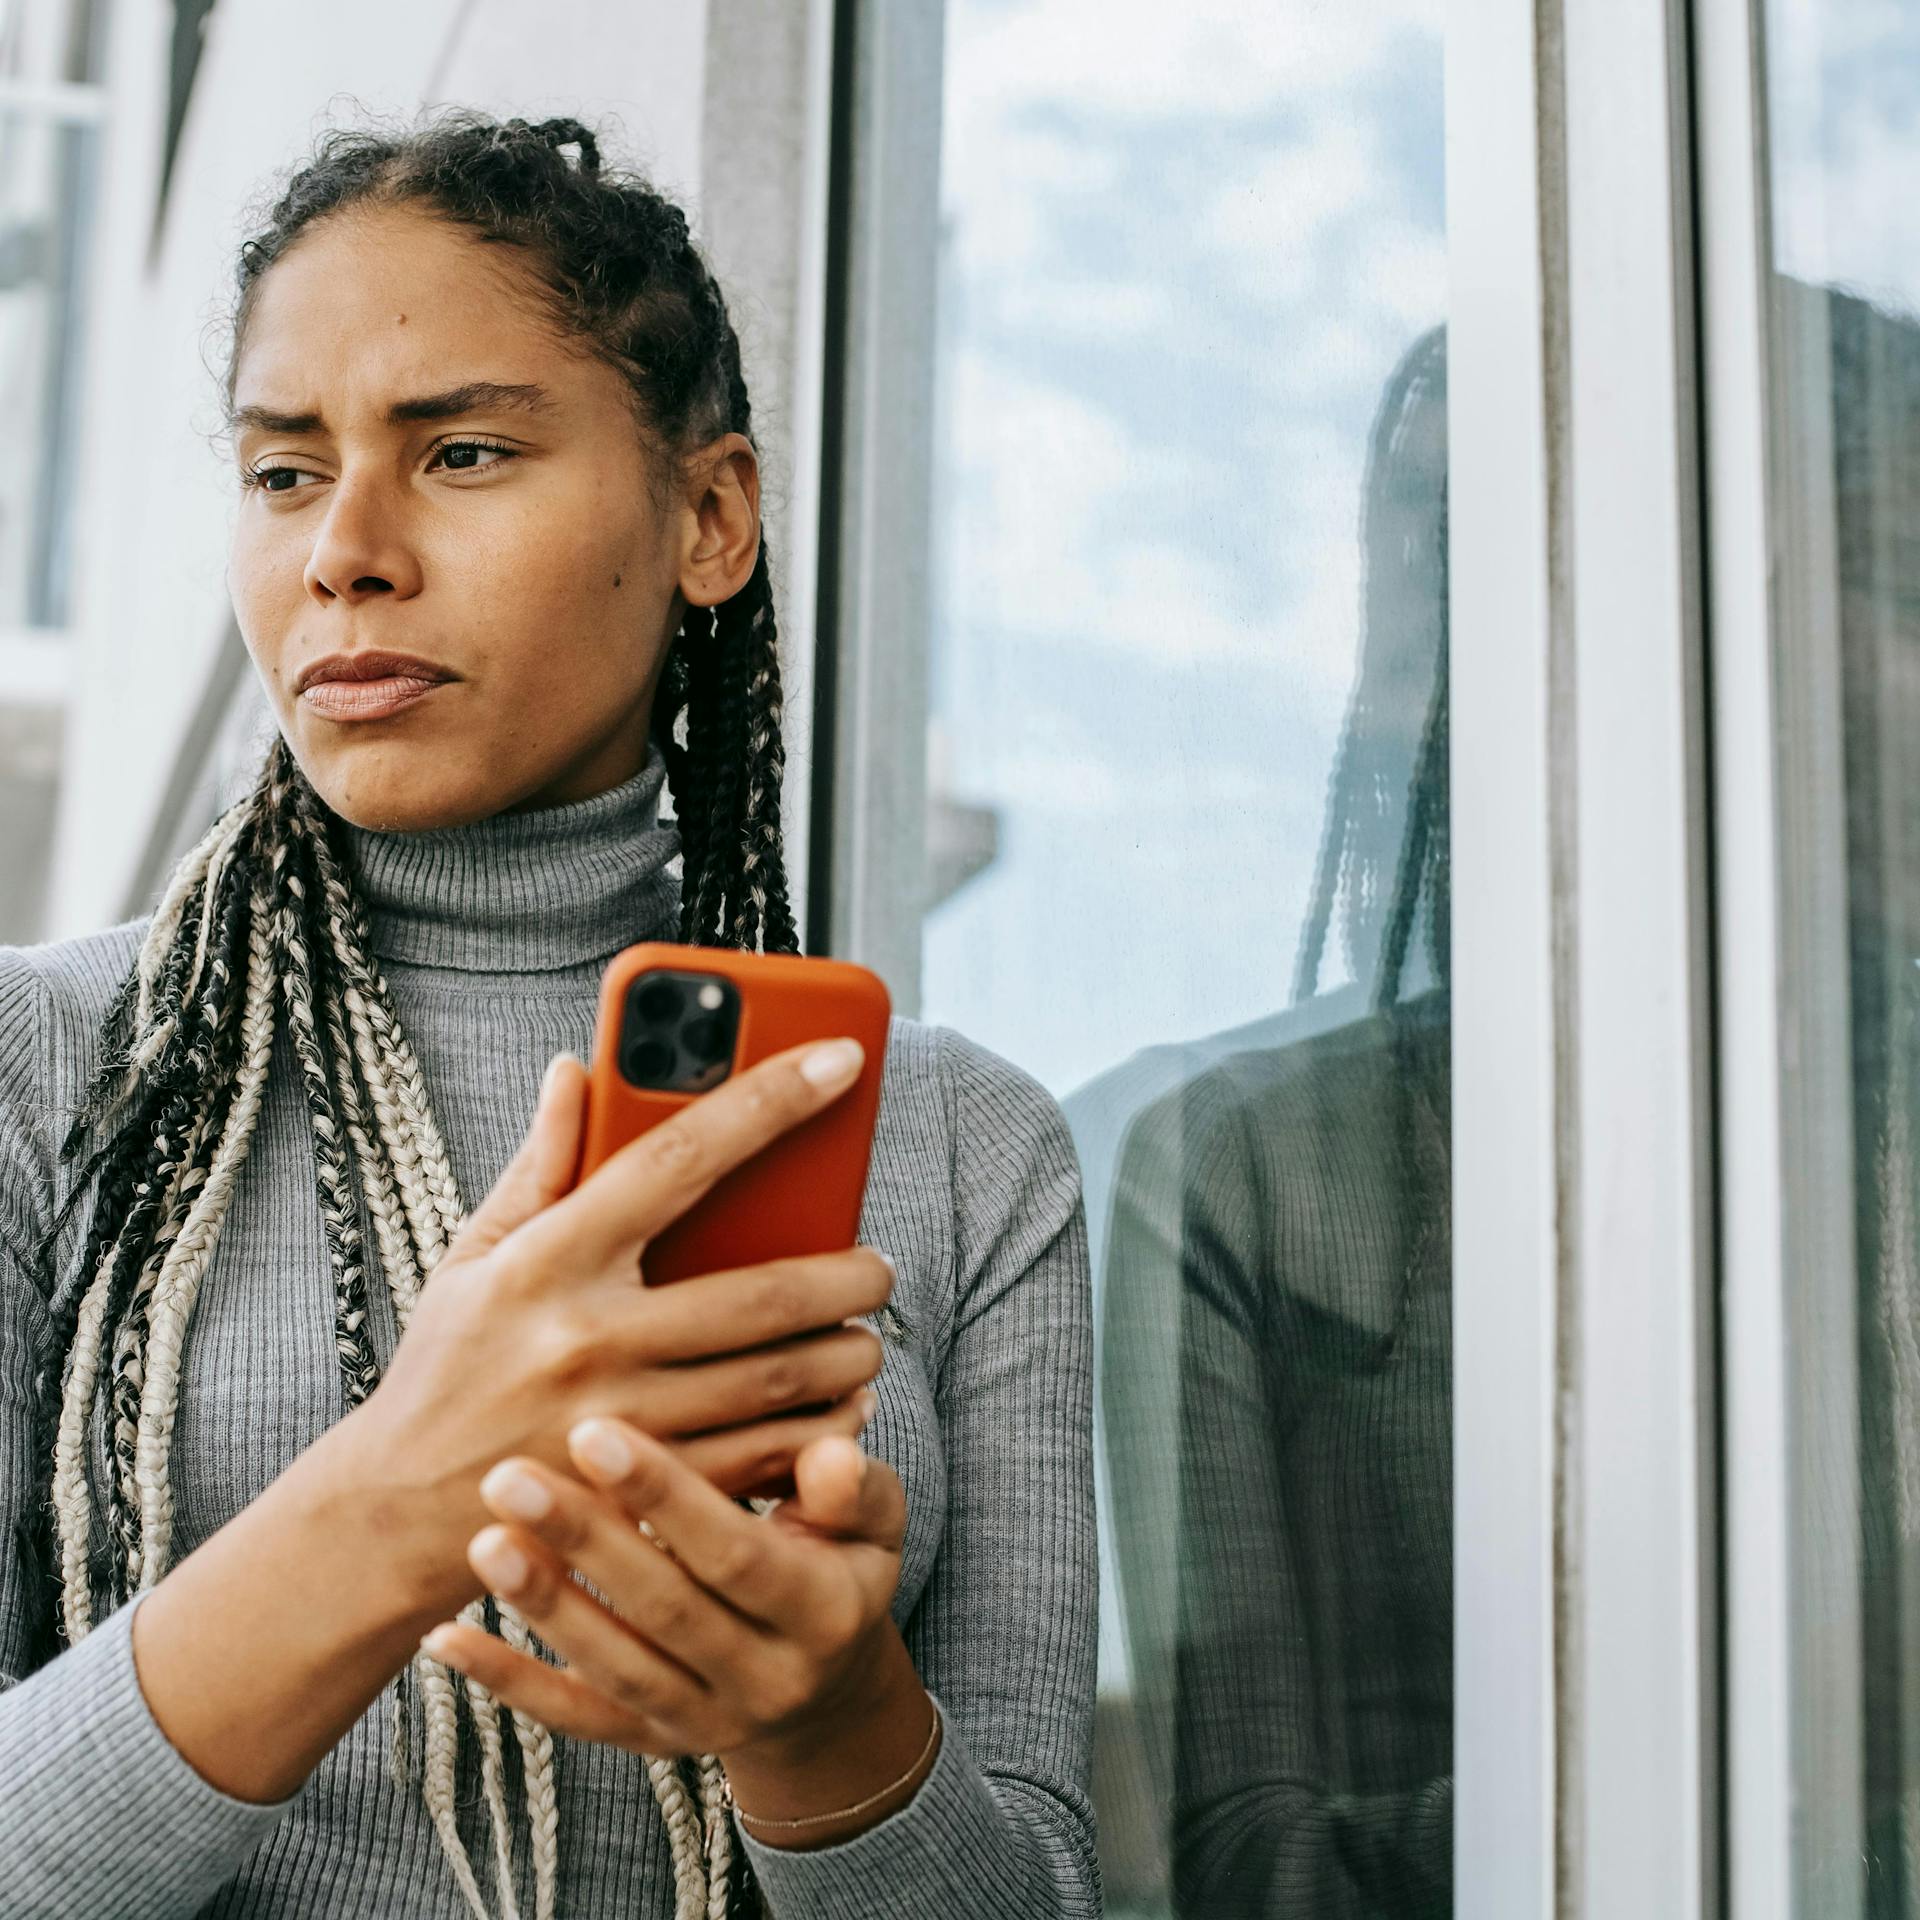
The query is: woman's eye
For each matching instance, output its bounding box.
[247,465,319,494]
[429,439,516,474]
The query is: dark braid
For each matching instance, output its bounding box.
[37,110,797,1920]
[103,866,254,1590]
[1293,324,1449,1008]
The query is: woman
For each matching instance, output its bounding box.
[0,112,1098,1920]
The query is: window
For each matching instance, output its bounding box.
[849,4,1453,1910]
[0,0,107,944]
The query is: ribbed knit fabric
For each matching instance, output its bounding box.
[1101,989,1450,1918]
[0,744,1100,1919]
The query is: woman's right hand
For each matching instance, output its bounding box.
[332,1037,891,1617]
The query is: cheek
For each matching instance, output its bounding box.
[473,514,656,677]
[227,522,304,689]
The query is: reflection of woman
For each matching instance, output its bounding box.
[0,115,1097,1919]
[1811,282,1920,1919]
[1104,327,1450,1917]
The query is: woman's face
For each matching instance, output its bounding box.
[226,202,757,830]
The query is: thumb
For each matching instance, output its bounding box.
[450,1052,587,1261]
[786,1437,906,1550]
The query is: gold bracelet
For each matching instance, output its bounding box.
[724,1700,943,1835]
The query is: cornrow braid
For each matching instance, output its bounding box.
[35,108,809,1920]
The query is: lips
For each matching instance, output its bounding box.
[295,650,455,722]
[301,677,448,721]
[295,649,455,694]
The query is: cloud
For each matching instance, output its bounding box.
[945,0,1445,125]
[1769,0,1920,310]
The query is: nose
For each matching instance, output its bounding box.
[303,476,424,605]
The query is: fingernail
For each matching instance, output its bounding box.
[420,1625,461,1661]
[481,1463,552,1521]
[472,1531,530,1592]
[800,1038,863,1089]
[857,1388,879,1424]
[573,1419,634,1479]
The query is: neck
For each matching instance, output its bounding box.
[339,738,682,974]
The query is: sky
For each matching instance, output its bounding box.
[918,0,1446,1100]
[1770,0,1920,313]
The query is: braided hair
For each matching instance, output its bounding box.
[34,111,798,1920]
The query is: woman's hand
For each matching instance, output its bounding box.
[419,1417,938,1840]
[329,1039,893,1618]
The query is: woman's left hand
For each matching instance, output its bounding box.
[418,1415,911,1765]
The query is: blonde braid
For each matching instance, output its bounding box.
[133,804,249,1036]
[301,804,456,1271]
[50,1249,119,1639]
[698,1754,736,1919]
[420,1611,497,1920]
[132,894,278,1582]
[107,1107,215,1585]
[648,1756,711,1920]
[461,1656,527,1920]
[496,1604,562,1920]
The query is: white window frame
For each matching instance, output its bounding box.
[1696,0,1868,1913]
[1453,1,1725,1912]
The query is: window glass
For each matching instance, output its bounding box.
[917,5,1450,1912]
[1765,3,1920,1912]
[0,104,99,632]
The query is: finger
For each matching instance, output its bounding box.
[420,1616,682,1755]
[621,1246,895,1364]
[517,1037,865,1275]
[672,1391,874,1497]
[567,1419,815,1630]
[448,1054,587,1261]
[619,1322,884,1435]
[472,1467,759,1687]
[784,1437,908,1552]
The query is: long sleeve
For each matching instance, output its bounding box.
[1167,1103,1449,1917]
[741,1025,1101,1919]
[1102,1018,1452,1920]
[0,945,301,1919]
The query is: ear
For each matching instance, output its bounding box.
[677,432,761,608]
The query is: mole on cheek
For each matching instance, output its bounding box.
[395,313,407,325]
[612,572,623,588]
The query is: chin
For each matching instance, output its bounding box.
[297,738,515,834]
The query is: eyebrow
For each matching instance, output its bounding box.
[228,381,558,437]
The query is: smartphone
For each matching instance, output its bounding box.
[575,941,892,1286]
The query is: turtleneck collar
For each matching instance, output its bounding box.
[341,739,682,974]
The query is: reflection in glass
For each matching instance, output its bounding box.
[917,7,1449,1912]
[1765,3,1920,1911]
[1099,330,1449,1919]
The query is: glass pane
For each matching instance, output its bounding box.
[1765,1,1920,1912]
[0,105,99,630]
[917,5,1450,1913]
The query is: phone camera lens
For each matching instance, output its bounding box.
[623,1037,676,1084]
[635,978,681,1024]
[682,1014,727,1060]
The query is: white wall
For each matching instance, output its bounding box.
[47,0,715,935]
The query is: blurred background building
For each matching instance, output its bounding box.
[4,1,1920,1916]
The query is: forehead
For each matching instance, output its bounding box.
[231,205,583,412]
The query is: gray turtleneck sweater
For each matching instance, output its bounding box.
[0,750,1099,1918]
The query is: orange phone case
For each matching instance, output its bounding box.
[576,942,892,1286]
